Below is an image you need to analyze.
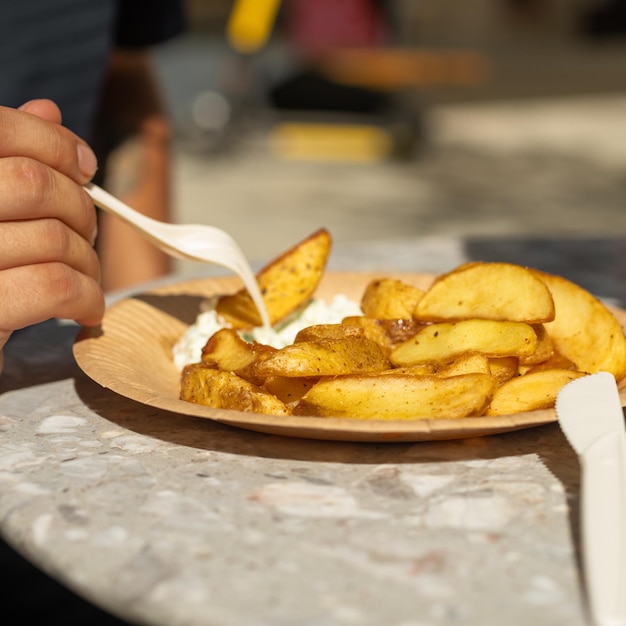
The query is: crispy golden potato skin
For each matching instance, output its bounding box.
[180,363,289,415]
[486,369,586,416]
[254,336,390,378]
[294,323,364,343]
[293,373,497,420]
[390,319,539,367]
[488,356,519,384]
[534,270,626,380]
[263,376,318,405]
[180,254,626,422]
[201,328,276,386]
[216,228,332,328]
[414,262,555,323]
[342,316,423,354]
[360,278,425,319]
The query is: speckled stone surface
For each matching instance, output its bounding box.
[1,237,622,626]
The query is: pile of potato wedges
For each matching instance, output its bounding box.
[179,229,626,421]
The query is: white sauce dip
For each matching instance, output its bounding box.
[172,294,362,371]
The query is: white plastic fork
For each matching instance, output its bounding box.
[84,182,270,328]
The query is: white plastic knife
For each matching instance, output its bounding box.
[556,371,626,626]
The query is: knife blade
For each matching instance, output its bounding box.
[556,371,626,626]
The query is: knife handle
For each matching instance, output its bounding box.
[581,430,626,626]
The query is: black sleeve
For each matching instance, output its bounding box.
[114,0,186,48]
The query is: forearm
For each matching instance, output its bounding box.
[92,48,175,291]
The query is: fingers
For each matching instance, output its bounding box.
[0,157,98,243]
[0,263,105,330]
[0,103,98,183]
[0,218,101,280]
[0,100,98,242]
[0,100,105,339]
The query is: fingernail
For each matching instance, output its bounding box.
[77,143,98,178]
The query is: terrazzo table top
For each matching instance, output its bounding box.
[2,235,625,626]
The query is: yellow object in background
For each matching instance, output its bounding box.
[227,0,281,53]
[269,123,392,163]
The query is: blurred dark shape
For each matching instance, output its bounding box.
[0,538,130,625]
[581,0,626,38]
[274,0,392,111]
[269,68,391,114]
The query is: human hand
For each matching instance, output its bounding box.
[0,99,105,370]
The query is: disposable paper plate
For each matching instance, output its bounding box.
[73,272,626,443]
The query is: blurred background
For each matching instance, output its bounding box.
[108,0,626,272]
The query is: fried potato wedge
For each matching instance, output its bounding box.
[263,376,319,404]
[342,316,423,354]
[360,278,425,319]
[254,336,390,378]
[201,328,276,385]
[522,351,577,374]
[180,364,289,415]
[534,270,626,380]
[341,316,390,351]
[519,324,554,365]
[181,253,626,423]
[294,323,364,343]
[390,319,539,367]
[485,368,586,416]
[379,318,425,345]
[201,327,276,369]
[488,356,519,384]
[292,372,497,420]
[377,364,438,376]
[437,353,491,377]
[216,228,332,329]
[414,262,555,323]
